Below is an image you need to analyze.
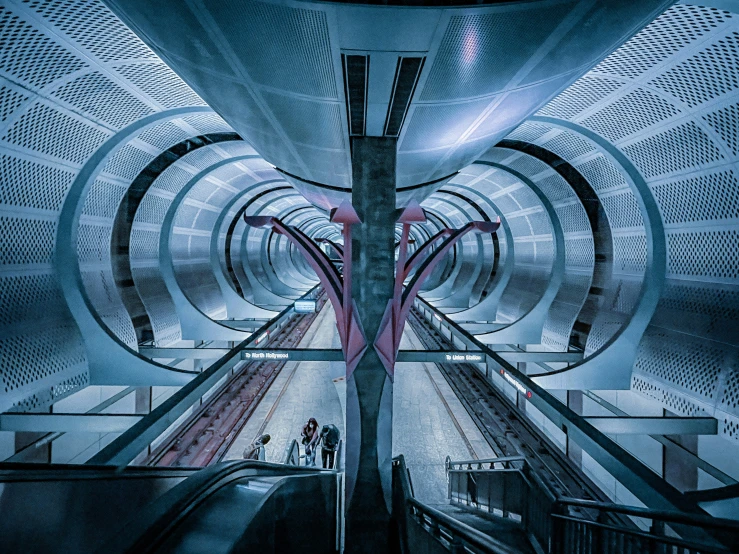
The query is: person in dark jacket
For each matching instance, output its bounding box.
[319,424,340,469]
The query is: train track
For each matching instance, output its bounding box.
[408,306,610,504]
[143,292,326,467]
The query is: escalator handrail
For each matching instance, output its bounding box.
[97,460,325,554]
[0,462,198,482]
[332,439,343,471]
[283,438,300,465]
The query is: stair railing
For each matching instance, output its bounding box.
[551,497,739,554]
[394,455,520,554]
[446,457,739,554]
[283,439,300,466]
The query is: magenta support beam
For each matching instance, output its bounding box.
[244,204,367,374]
[374,208,499,374]
[331,201,366,376]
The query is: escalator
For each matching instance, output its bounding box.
[0,461,339,554]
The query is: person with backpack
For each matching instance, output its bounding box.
[319,424,340,469]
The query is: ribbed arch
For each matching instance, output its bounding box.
[476,2,739,445]
[0,0,222,410]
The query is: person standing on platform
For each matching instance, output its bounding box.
[243,434,270,461]
[319,424,340,469]
[301,417,319,466]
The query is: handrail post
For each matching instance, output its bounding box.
[550,501,568,554]
[650,519,666,554]
[450,534,465,554]
[595,508,608,554]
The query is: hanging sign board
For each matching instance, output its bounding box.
[294,300,317,313]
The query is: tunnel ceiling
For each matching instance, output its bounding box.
[102,0,672,202]
[0,0,739,475]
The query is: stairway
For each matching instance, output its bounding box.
[431,503,538,554]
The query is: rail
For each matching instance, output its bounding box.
[412,297,714,522]
[283,439,300,466]
[446,457,739,554]
[283,438,343,471]
[393,455,521,554]
[446,456,556,550]
[332,439,343,470]
[87,286,321,466]
[98,460,337,553]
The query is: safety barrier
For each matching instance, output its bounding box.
[87,286,320,466]
[446,457,739,554]
[394,455,521,554]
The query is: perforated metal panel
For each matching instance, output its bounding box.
[22,0,157,63]
[3,102,111,163]
[420,6,572,102]
[53,72,153,129]
[0,5,88,87]
[222,1,336,98]
[115,62,205,108]
[500,2,739,446]
[0,0,226,413]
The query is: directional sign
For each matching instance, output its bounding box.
[443,352,484,363]
[395,351,485,363]
[243,350,290,360]
[239,349,486,363]
[499,368,533,399]
[294,300,317,313]
[241,349,344,362]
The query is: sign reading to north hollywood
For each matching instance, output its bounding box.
[243,350,290,360]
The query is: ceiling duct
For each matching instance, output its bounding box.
[384,56,425,137]
[342,54,369,136]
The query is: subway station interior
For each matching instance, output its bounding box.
[1,0,739,552]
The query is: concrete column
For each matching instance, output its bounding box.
[345,137,396,553]
[567,390,583,467]
[134,387,152,415]
[663,409,698,492]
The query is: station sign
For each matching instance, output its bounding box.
[499,368,533,399]
[444,352,484,362]
[243,350,290,360]
[294,300,317,313]
[396,350,485,363]
[241,349,345,362]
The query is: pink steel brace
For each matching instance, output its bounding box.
[374,201,500,377]
[244,200,367,376]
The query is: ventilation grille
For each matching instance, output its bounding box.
[384,56,424,137]
[342,54,368,136]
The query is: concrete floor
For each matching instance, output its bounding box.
[393,326,495,504]
[225,302,495,505]
[224,304,345,464]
